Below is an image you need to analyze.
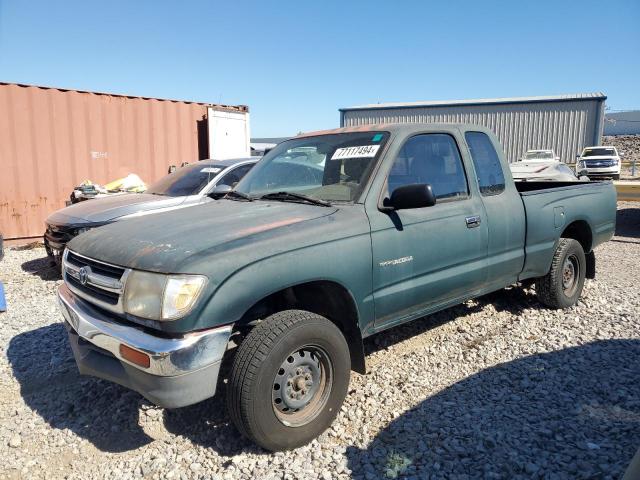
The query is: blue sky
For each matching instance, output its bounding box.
[1,0,638,136]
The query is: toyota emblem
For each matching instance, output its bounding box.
[78,266,90,286]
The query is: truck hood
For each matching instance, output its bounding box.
[46,193,188,226]
[68,199,337,272]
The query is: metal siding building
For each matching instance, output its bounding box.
[604,110,640,136]
[340,93,606,164]
[0,82,248,241]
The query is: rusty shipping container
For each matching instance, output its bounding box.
[0,82,249,241]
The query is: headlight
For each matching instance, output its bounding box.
[162,276,207,319]
[123,271,207,321]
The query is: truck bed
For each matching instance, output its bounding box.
[516,180,617,280]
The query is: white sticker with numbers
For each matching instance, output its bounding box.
[331,144,380,160]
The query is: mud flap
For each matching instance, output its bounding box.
[586,251,596,279]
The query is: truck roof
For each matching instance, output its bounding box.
[200,157,258,167]
[296,123,493,138]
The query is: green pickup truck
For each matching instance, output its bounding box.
[57,124,616,451]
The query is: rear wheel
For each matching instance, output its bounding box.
[535,238,586,309]
[227,310,350,451]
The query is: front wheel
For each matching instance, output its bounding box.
[535,238,586,309]
[612,174,620,180]
[226,310,351,451]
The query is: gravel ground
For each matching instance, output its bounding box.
[1,202,639,480]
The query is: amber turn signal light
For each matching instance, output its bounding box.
[119,344,150,369]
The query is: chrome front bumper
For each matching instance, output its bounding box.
[58,284,232,407]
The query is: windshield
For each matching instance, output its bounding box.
[146,163,227,196]
[234,132,390,202]
[524,151,554,159]
[582,148,615,157]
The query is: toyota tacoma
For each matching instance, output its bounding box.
[57,124,616,451]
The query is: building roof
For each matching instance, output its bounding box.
[341,92,607,112]
[0,82,249,112]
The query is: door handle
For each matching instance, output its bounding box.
[465,215,481,228]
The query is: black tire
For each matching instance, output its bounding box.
[612,174,620,181]
[535,238,586,309]
[227,310,351,451]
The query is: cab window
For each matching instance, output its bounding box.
[465,132,506,196]
[388,134,469,202]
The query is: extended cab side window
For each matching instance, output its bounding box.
[465,132,505,196]
[388,134,469,202]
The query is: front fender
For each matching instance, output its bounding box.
[194,231,374,333]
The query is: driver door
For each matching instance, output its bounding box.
[367,133,488,328]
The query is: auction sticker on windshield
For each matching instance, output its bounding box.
[331,144,380,160]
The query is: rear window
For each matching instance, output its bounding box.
[465,132,506,196]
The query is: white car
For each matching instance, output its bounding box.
[576,146,621,180]
[520,149,560,162]
[510,160,589,182]
[45,157,258,265]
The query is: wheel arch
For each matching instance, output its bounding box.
[561,220,595,279]
[235,280,367,374]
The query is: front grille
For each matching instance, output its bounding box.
[585,160,615,168]
[67,275,120,305]
[66,250,125,278]
[63,250,130,314]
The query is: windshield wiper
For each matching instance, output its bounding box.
[225,190,254,201]
[259,191,332,207]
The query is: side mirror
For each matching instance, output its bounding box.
[384,184,436,211]
[208,184,232,198]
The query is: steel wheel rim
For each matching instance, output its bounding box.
[272,345,333,427]
[562,254,579,296]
